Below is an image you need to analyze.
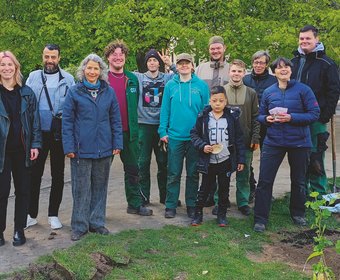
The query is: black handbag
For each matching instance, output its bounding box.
[41,71,62,141]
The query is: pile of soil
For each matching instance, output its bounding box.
[248,228,340,278]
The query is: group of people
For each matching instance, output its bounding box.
[0,24,339,246]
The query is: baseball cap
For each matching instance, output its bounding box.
[176,53,193,64]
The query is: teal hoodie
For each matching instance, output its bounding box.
[158,73,209,141]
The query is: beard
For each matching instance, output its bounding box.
[44,62,59,74]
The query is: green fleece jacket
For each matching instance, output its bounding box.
[224,82,260,147]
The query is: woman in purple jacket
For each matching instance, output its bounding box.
[253,57,320,233]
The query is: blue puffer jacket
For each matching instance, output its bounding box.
[258,80,320,148]
[62,81,123,159]
[0,85,42,172]
[190,105,246,174]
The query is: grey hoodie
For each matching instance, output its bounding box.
[134,71,175,125]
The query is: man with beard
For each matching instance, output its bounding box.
[196,36,230,89]
[104,39,153,216]
[291,25,340,195]
[26,44,75,229]
[195,36,230,211]
[134,49,176,206]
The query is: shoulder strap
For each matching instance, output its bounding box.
[41,71,54,115]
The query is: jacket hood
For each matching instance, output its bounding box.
[172,73,200,84]
[295,42,326,56]
[144,71,166,80]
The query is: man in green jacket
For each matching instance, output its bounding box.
[104,40,152,216]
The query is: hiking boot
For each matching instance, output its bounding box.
[191,212,203,226]
[127,206,153,216]
[238,205,251,216]
[89,226,110,235]
[253,223,265,233]
[186,206,195,219]
[164,208,176,218]
[292,216,307,226]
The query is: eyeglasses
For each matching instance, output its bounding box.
[253,61,267,66]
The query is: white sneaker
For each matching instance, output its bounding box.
[48,216,63,229]
[25,214,38,229]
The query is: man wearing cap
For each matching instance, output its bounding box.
[104,39,153,216]
[159,53,209,218]
[134,49,176,205]
[195,36,230,89]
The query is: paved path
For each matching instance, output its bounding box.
[1,115,339,274]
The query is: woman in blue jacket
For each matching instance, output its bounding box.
[0,51,41,246]
[253,57,319,233]
[62,54,123,241]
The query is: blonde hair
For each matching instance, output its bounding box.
[230,59,247,70]
[0,51,23,86]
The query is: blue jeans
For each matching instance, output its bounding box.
[166,139,199,209]
[70,156,111,233]
[254,145,309,225]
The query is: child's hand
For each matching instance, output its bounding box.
[203,145,213,153]
[237,164,244,172]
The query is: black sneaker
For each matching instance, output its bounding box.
[253,223,265,233]
[191,212,203,226]
[238,205,251,216]
[13,230,26,246]
[0,232,5,246]
[164,208,176,218]
[89,226,110,235]
[71,231,87,241]
[127,206,153,216]
[248,190,255,204]
[186,206,195,219]
[217,216,228,227]
[212,206,218,215]
[292,216,307,226]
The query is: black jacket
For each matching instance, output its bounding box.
[0,85,41,172]
[291,47,340,123]
[190,106,246,174]
[243,69,277,103]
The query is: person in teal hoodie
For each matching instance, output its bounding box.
[158,53,210,219]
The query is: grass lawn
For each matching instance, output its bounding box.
[1,180,339,280]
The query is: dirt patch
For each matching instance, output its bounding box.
[248,229,340,278]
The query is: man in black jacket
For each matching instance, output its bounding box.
[291,25,340,195]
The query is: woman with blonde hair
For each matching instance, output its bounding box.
[0,51,41,246]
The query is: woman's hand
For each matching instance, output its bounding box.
[67,153,75,158]
[266,115,275,123]
[30,148,39,160]
[160,136,168,143]
[203,145,213,153]
[275,113,291,123]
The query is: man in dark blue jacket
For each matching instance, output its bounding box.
[291,25,340,195]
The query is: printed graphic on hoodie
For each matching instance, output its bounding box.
[142,80,165,108]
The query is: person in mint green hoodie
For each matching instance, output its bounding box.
[158,53,210,219]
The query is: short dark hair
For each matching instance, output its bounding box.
[44,44,60,56]
[210,86,227,97]
[270,57,293,73]
[299,25,318,37]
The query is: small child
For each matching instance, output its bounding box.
[190,86,246,227]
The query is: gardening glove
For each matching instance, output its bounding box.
[158,140,168,153]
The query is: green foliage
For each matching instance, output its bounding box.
[0,0,339,76]
[304,192,338,280]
